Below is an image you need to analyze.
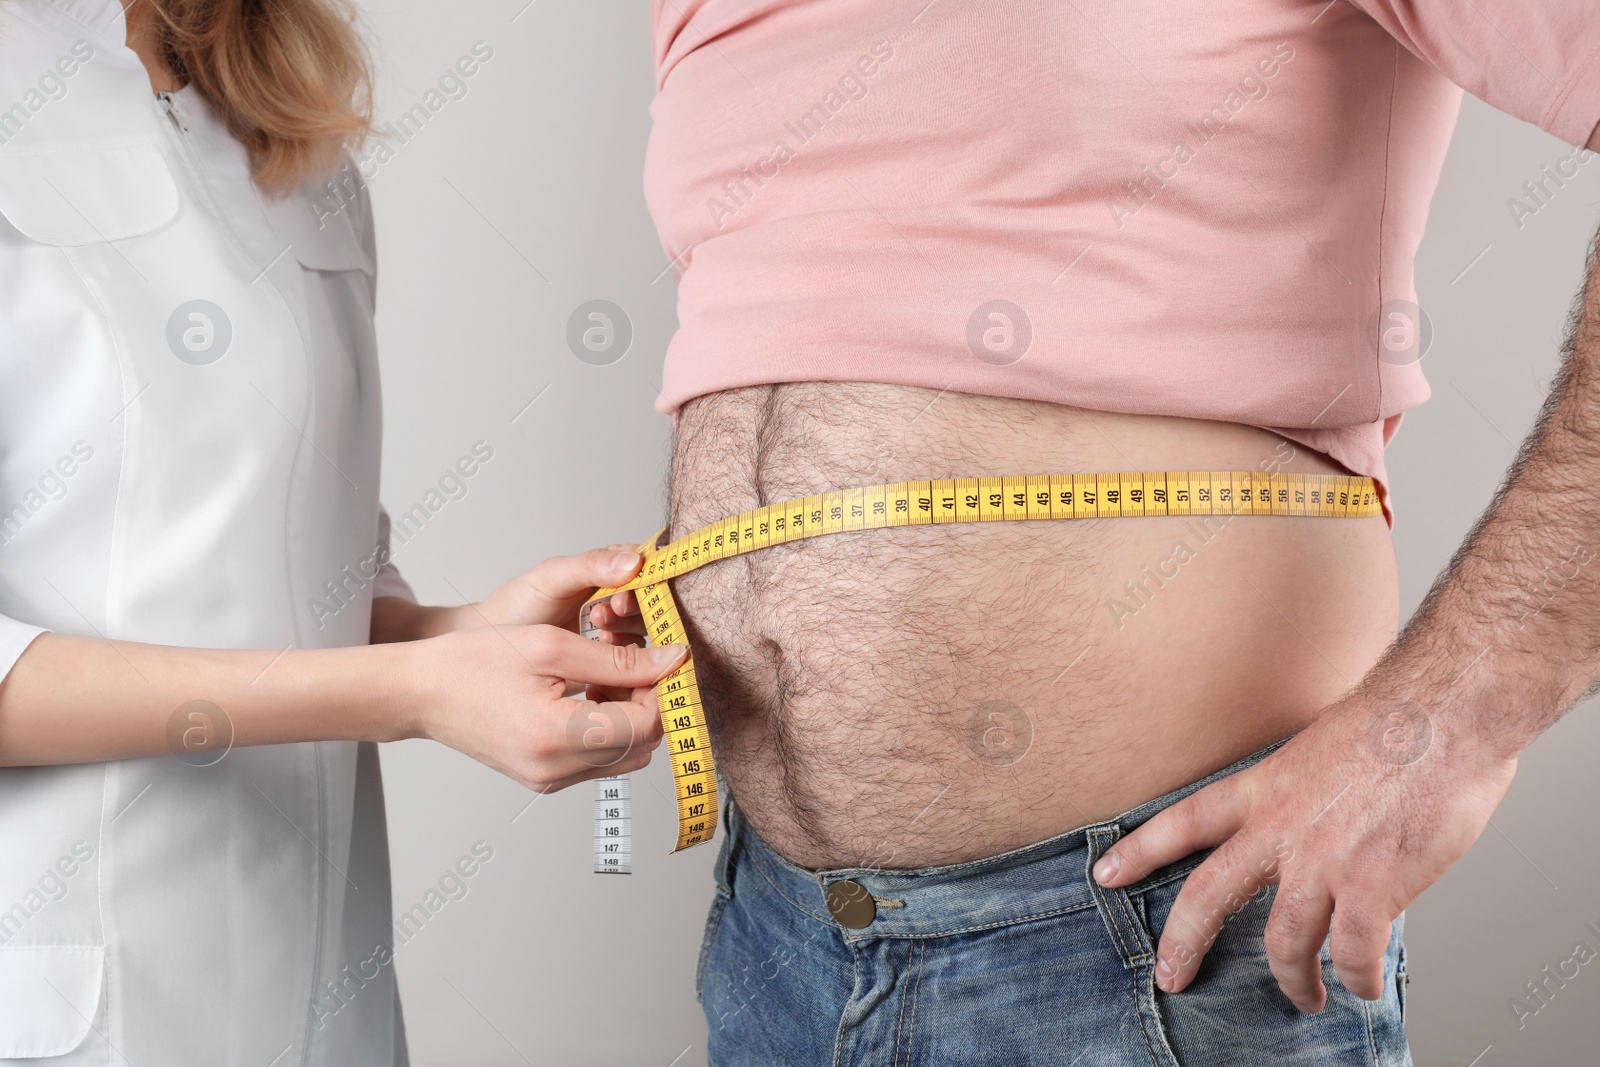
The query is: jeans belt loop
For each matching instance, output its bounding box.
[1086,824,1155,970]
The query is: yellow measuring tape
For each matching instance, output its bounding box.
[582,470,1381,853]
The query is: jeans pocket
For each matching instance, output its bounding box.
[696,885,732,1004]
[1143,873,1415,1067]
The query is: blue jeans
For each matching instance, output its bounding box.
[698,740,1411,1066]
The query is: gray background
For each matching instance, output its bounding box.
[357,2,1600,1064]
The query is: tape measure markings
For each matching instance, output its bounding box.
[593,775,632,875]
[607,472,1378,601]
[584,470,1379,860]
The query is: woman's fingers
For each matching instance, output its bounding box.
[419,627,676,797]
[511,696,664,791]
[587,627,649,704]
[588,673,660,710]
[587,599,648,636]
[557,696,663,762]
[528,741,656,794]
[473,548,645,631]
[520,625,685,688]
[523,548,643,606]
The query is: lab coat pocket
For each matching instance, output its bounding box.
[0,142,179,246]
[0,945,106,1059]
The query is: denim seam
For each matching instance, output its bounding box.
[1113,887,1152,964]
[1132,965,1169,1067]
[904,940,926,1066]
[841,899,1098,942]
[1146,975,1189,1067]
[816,835,1093,882]
[746,840,836,926]
[1135,913,1187,1067]
[796,860,1199,942]
[1362,987,1381,1067]
[892,939,912,1067]
[825,857,1203,940]
[751,861,1193,942]
[832,943,864,1067]
[1099,887,1137,964]
[695,887,731,1004]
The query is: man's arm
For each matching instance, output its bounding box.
[1093,216,1600,1013]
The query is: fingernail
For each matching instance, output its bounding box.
[648,644,686,666]
[609,551,640,574]
[1093,853,1119,884]
[1156,958,1174,988]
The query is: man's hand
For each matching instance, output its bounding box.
[1100,219,1600,1012]
[1092,697,1516,1011]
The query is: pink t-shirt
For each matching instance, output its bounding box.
[645,1,1600,526]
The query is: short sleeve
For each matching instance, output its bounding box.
[0,614,46,683]
[372,508,416,603]
[351,165,378,311]
[1348,0,1600,147]
[357,178,405,602]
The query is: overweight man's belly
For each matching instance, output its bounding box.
[669,383,1399,870]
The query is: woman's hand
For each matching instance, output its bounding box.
[585,587,645,647]
[407,623,686,792]
[372,545,651,642]
[474,545,649,632]
[0,622,667,778]
[584,587,651,706]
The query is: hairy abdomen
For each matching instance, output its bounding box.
[669,383,1398,869]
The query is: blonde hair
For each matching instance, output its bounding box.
[139,0,372,191]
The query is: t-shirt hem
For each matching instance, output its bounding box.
[1252,421,1395,530]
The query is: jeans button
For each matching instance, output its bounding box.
[825,879,876,928]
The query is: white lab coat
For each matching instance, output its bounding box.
[0,1,411,1062]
